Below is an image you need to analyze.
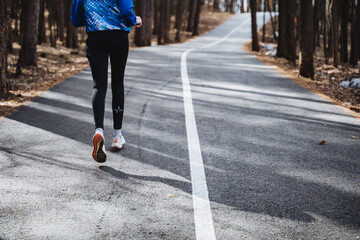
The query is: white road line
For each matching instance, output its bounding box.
[181,16,251,240]
[181,49,216,240]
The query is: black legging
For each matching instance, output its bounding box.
[86,30,129,130]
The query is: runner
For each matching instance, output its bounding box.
[71,0,142,163]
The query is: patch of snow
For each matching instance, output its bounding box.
[339,78,360,88]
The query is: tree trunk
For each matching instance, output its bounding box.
[213,0,220,12]
[187,0,196,32]
[277,0,286,57]
[38,0,46,44]
[65,0,78,48]
[229,0,234,13]
[192,0,201,36]
[321,0,330,64]
[57,0,65,43]
[266,0,277,41]
[285,0,297,62]
[350,0,360,65]
[158,0,170,45]
[135,0,153,46]
[340,0,349,63]
[0,0,11,97]
[299,0,314,79]
[46,0,56,48]
[262,0,266,42]
[331,0,339,67]
[175,0,186,42]
[163,0,171,43]
[18,0,40,67]
[313,0,320,48]
[250,0,259,51]
[240,0,245,13]
[153,0,159,35]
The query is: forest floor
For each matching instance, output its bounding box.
[244,18,360,117]
[0,11,231,118]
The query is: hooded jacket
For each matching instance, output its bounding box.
[71,0,137,33]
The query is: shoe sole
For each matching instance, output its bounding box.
[92,134,107,163]
[111,142,125,149]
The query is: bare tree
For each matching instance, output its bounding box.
[240,0,245,13]
[18,0,40,67]
[176,0,187,42]
[277,0,286,57]
[299,0,314,79]
[187,0,196,32]
[213,0,220,11]
[250,0,259,51]
[153,0,160,35]
[135,0,153,46]
[0,0,11,97]
[340,0,350,63]
[38,0,46,44]
[158,0,171,45]
[285,0,297,62]
[350,0,360,65]
[330,0,340,67]
[193,0,201,36]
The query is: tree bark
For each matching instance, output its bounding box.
[135,0,153,46]
[350,0,360,65]
[284,0,297,62]
[65,0,78,48]
[299,0,314,79]
[0,0,11,97]
[340,0,349,63]
[313,0,320,48]
[250,0,259,51]
[276,0,286,57]
[158,0,170,45]
[266,0,277,41]
[187,0,196,32]
[175,0,187,42]
[229,0,235,13]
[213,0,220,12]
[153,0,159,35]
[38,0,46,44]
[18,0,40,67]
[192,0,201,36]
[240,0,245,13]
[330,0,339,67]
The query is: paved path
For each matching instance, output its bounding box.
[1,14,359,240]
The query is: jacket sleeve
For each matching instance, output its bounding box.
[71,0,86,27]
[118,0,137,27]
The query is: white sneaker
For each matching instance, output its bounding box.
[111,135,126,149]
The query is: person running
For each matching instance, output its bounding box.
[71,0,142,163]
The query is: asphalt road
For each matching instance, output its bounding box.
[1,13,359,240]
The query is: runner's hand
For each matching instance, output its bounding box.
[136,16,142,28]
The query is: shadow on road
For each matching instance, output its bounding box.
[3,46,360,231]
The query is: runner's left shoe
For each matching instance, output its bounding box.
[92,134,107,163]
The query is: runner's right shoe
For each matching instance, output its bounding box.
[111,135,126,149]
[92,134,107,163]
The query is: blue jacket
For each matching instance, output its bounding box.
[71,0,137,32]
